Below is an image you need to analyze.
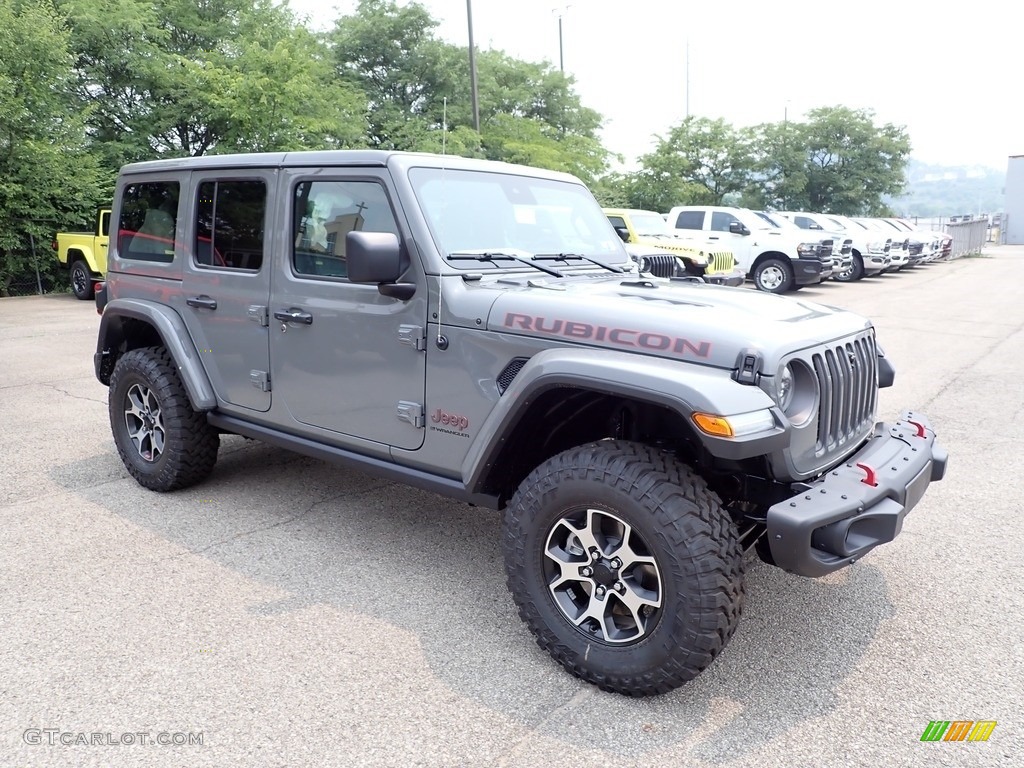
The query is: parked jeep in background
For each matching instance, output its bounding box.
[52,208,111,300]
[666,205,834,293]
[604,207,744,286]
[94,151,946,697]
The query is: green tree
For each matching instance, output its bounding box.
[799,106,911,215]
[0,0,110,296]
[63,0,364,166]
[634,117,754,207]
[743,121,809,211]
[329,0,610,182]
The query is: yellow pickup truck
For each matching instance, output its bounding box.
[604,208,744,286]
[52,208,111,300]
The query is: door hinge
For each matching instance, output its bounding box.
[397,324,427,351]
[247,305,269,327]
[249,370,271,392]
[396,401,425,428]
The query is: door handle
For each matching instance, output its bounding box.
[186,295,217,310]
[273,308,313,325]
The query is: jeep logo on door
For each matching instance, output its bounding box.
[430,408,470,436]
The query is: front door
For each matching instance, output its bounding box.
[269,172,428,451]
[181,172,275,412]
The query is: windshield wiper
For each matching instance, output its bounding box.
[533,252,625,273]
[448,250,565,278]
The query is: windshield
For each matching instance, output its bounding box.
[409,168,628,270]
[755,211,799,229]
[630,211,675,237]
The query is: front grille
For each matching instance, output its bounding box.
[908,242,924,256]
[639,254,677,278]
[811,334,878,454]
[707,250,735,274]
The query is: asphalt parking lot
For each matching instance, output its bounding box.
[2,249,1021,767]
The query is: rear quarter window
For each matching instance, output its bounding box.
[117,182,180,264]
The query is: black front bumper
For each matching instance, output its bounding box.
[766,411,947,577]
[705,267,746,287]
[793,258,826,286]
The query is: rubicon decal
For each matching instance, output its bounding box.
[503,313,711,358]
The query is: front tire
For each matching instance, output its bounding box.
[108,347,219,491]
[834,252,865,282]
[752,258,794,293]
[70,260,94,300]
[502,441,744,696]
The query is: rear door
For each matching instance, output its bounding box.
[180,171,275,412]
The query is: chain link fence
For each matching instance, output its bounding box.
[1,221,68,298]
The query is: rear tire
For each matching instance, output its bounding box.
[752,258,794,293]
[108,347,219,491]
[502,440,744,697]
[71,260,94,300]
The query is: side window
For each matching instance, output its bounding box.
[292,180,399,279]
[118,182,180,263]
[673,211,704,230]
[793,216,812,229]
[195,180,266,270]
[100,211,111,237]
[711,212,739,232]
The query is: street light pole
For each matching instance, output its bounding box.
[466,0,480,132]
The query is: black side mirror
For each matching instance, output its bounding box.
[728,222,750,236]
[614,227,630,243]
[346,231,415,299]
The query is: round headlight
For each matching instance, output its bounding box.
[777,360,817,426]
[778,364,795,411]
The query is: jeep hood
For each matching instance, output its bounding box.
[485,275,872,371]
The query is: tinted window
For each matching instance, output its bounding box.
[293,181,399,279]
[118,182,180,263]
[674,211,704,230]
[100,210,111,237]
[710,212,739,232]
[794,216,814,229]
[195,180,266,270]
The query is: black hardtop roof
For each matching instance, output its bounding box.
[118,149,581,183]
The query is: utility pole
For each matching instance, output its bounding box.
[466,0,480,132]
[685,39,690,118]
[553,5,571,72]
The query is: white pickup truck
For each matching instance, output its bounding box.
[665,206,833,293]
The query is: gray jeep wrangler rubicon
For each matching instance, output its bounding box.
[94,150,947,697]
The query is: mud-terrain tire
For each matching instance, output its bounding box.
[108,347,219,491]
[502,440,744,697]
[71,260,94,300]
[834,252,865,282]
[752,257,794,293]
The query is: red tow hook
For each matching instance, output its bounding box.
[907,420,928,438]
[855,463,878,487]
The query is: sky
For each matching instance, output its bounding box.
[291,0,1022,172]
